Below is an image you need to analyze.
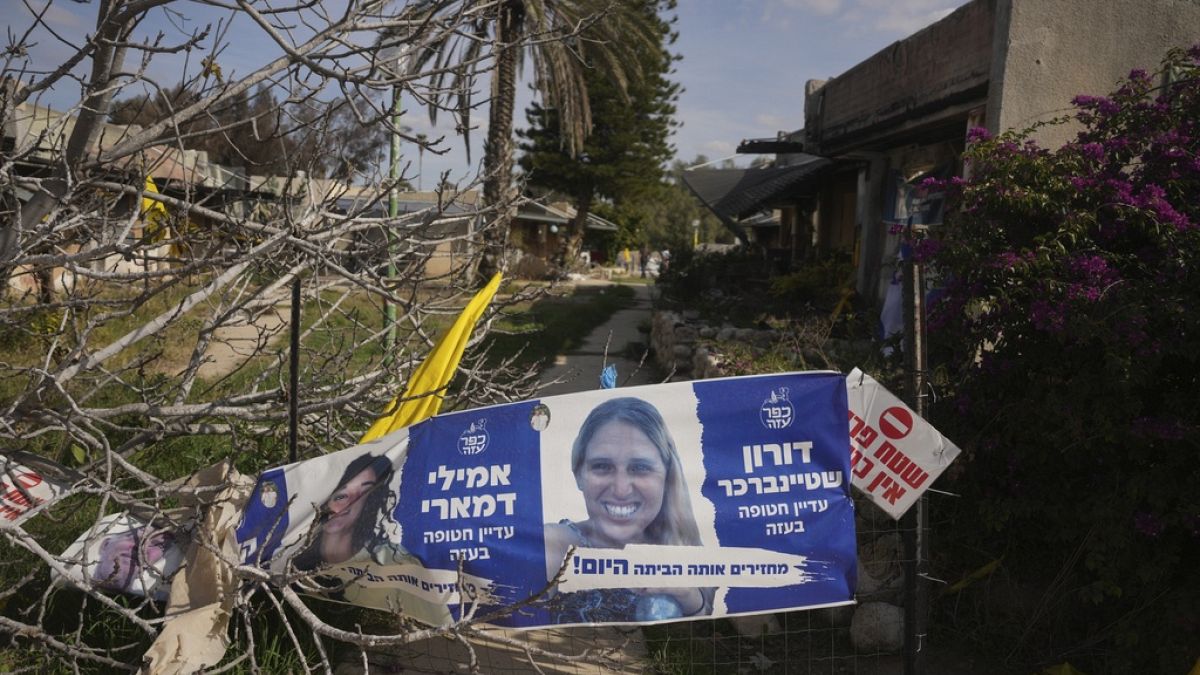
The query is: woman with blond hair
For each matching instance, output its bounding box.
[544,397,712,623]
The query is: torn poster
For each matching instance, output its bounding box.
[0,451,76,529]
[235,371,857,627]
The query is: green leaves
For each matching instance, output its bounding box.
[928,46,1200,673]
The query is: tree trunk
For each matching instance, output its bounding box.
[558,190,593,270]
[477,0,523,284]
[0,1,129,293]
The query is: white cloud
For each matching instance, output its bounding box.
[753,113,796,131]
[762,0,961,36]
[701,140,735,156]
[772,0,843,17]
[873,6,957,34]
[842,0,965,36]
[26,1,89,30]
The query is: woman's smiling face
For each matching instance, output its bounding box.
[324,466,378,535]
[576,420,667,547]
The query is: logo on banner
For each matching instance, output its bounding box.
[760,388,793,429]
[457,419,490,456]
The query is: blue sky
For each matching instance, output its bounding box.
[673,0,968,164]
[5,0,968,182]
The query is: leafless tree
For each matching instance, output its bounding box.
[0,0,610,671]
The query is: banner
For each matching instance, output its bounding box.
[845,368,961,519]
[235,371,857,627]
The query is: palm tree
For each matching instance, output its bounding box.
[397,0,659,280]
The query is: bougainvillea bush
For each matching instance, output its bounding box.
[924,47,1199,673]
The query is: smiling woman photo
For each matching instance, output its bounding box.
[292,453,396,571]
[544,397,712,623]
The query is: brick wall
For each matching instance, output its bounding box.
[808,0,995,151]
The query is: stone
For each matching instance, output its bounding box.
[682,310,700,321]
[717,327,736,341]
[813,604,856,628]
[674,326,699,344]
[699,326,717,339]
[730,613,782,637]
[859,532,902,595]
[672,344,693,359]
[750,330,775,347]
[850,602,904,653]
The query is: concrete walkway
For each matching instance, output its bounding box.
[361,280,661,675]
[538,280,658,396]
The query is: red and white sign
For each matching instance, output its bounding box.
[845,368,961,519]
[0,454,73,528]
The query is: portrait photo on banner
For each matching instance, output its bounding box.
[538,389,719,624]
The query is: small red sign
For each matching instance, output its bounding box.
[878,406,913,440]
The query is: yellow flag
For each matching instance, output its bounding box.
[360,273,503,442]
[141,176,169,241]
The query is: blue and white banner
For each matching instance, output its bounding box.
[234,371,857,627]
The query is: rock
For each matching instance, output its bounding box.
[750,330,774,347]
[850,602,904,653]
[674,326,699,344]
[859,533,902,595]
[730,613,782,637]
[717,327,736,341]
[813,604,856,627]
[699,326,717,339]
[672,344,693,359]
[693,349,722,380]
[682,310,700,321]
[736,328,755,341]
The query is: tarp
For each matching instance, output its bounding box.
[236,371,857,627]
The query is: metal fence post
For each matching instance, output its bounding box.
[902,223,928,675]
[289,276,301,464]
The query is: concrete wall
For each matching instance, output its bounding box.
[807,0,995,153]
[989,0,1200,148]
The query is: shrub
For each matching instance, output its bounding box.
[924,47,1200,673]
[767,254,855,309]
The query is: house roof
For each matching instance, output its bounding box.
[736,138,807,154]
[516,201,619,232]
[682,153,832,236]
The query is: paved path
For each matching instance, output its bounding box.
[538,280,658,396]
[357,280,661,675]
[194,303,288,380]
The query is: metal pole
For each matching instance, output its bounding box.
[288,276,301,464]
[902,220,928,675]
[385,84,401,362]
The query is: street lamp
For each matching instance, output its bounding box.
[692,218,700,249]
[377,39,412,359]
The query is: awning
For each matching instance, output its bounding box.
[682,154,832,241]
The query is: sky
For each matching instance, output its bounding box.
[4,0,969,183]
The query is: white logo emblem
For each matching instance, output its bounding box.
[760,387,794,429]
[458,419,490,456]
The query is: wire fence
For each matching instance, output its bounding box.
[354,497,922,674]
